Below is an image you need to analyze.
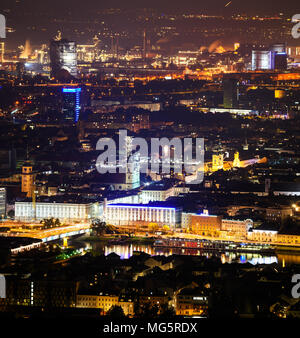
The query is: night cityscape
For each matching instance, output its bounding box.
[1,0,300,332]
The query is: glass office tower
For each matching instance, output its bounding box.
[62,88,81,123]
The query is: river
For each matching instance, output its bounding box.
[70,240,300,266]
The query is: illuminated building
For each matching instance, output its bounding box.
[181,212,197,229]
[247,227,300,246]
[270,43,286,53]
[208,108,257,115]
[76,294,134,316]
[140,184,176,204]
[183,211,253,239]
[266,207,293,222]
[234,43,240,51]
[126,152,140,190]
[15,200,102,221]
[130,114,150,133]
[62,88,81,123]
[123,135,140,190]
[91,101,160,114]
[96,134,141,191]
[104,204,181,228]
[50,39,77,78]
[139,294,170,314]
[77,36,100,62]
[212,154,224,172]
[190,214,222,236]
[233,152,241,168]
[176,288,208,317]
[0,42,4,62]
[0,279,77,309]
[287,46,300,58]
[275,89,285,99]
[248,228,278,243]
[221,219,253,239]
[251,50,275,70]
[21,163,34,198]
[0,187,6,219]
[223,78,239,109]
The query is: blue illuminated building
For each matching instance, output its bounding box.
[62,87,81,123]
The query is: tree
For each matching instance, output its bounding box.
[91,220,109,236]
[160,304,176,318]
[148,223,159,233]
[162,225,170,233]
[107,305,126,318]
[136,303,159,319]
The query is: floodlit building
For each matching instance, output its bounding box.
[76,293,134,316]
[252,50,275,70]
[0,42,4,62]
[181,212,197,229]
[21,163,34,198]
[140,182,177,204]
[221,219,253,238]
[190,214,223,236]
[104,203,182,228]
[0,187,6,219]
[50,39,77,78]
[248,228,278,243]
[15,201,103,222]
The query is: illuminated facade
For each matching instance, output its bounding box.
[251,50,275,70]
[0,279,77,308]
[140,185,176,204]
[266,207,293,222]
[184,212,253,239]
[50,39,77,78]
[221,219,253,239]
[76,294,134,316]
[104,204,181,228]
[190,214,223,236]
[62,88,81,123]
[126,151,140,190]
[233,152,241,168]
[0,42,4,62]
[15,201,102,221]
[248,229,278,243]
[176,289,208,317]
[247,229,300,246]
[212,154,224,172]
[21,163,34,198]
[0,187,6,219]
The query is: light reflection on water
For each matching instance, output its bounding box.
[87,242,281,265]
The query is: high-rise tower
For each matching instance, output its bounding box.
[21,162,34,198]
[62,88,82,123]
[50,39,77,78]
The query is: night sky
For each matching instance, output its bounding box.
[1,0,300,14]
[1,0,299,48]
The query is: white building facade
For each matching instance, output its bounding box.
[15,202,103,222]
[104,204,181,228]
